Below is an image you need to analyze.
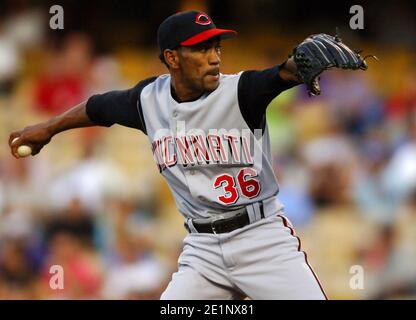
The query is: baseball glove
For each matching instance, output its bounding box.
[292,32,374,96]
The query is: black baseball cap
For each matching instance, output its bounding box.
[157,11,237,53]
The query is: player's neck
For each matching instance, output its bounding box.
[170,76,204,103]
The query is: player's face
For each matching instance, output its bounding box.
[177,38,222,93]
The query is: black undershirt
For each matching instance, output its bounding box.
[86,64,299,135]
[237,64,299,131]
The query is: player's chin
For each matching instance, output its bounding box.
[204,76,220,91]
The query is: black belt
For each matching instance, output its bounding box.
[186,202,264,234]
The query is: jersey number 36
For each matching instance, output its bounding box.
[214,168,261,205]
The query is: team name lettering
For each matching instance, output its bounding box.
[152,133,254,172]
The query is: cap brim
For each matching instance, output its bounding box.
[180,28,237,46]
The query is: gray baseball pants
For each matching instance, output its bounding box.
[161,203,327,300]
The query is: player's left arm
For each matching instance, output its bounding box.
[237,61,302,131]
[278,56,301,83]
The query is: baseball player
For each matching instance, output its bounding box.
[9,11,370,299]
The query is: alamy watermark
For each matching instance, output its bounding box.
[49,5,64,30]
[349,265,364,290]
[349,5,364,30]
[49,265,64,290]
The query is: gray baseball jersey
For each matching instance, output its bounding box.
[140,73,281,219]
[86,65,327,299]
[87,66,296,218]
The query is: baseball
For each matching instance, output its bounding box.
[12,137,32,157]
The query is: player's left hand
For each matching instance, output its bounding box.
[292,32,375,96]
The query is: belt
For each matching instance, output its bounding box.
[184,198,283,234]
[194,203,263,234]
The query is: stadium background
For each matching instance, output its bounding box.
[0,0,415,299]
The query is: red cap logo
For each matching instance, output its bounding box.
[195,13,212,25]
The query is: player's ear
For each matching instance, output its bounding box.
[164,49,180,69]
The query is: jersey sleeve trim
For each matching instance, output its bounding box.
[136,76,157,135]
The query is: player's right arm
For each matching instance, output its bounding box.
[8,77,156,158]
[9,101,94,158]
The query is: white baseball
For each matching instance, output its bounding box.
[12,137,32,157]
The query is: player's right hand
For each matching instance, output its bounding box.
[9,124,53,158]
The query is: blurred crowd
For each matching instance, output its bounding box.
[1,3,416,299]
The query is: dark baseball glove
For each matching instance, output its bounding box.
[292,32,374,96]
